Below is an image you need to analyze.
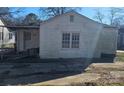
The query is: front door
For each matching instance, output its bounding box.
[23,31,31,50]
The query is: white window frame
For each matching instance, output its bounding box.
[9,32,13,40]
[62,33,70,48]
[62,32,80,49]
[71,33,80,48]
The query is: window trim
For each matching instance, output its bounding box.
[71,33,80,48]
[9,32,13,40]
[62,33,70,48]
[62,32,80,49]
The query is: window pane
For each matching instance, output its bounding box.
[9,33,13,40]
[72,33,79,48]
[62,33,70,48]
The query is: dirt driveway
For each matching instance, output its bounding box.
[0,57,115,86]
[0,58,93,85]
[31,62,124,86]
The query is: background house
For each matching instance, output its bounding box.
[40,11,118,59]
[117,27,124,50]
[0,19,15,48]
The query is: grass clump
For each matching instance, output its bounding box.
[116,52,124,62]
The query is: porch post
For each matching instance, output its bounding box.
[1,26,4,60]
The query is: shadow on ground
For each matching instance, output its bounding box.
[0,57,115,85]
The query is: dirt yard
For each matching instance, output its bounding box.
[0,51,124,86]
[30,51,124,86]
[31,62,124,86]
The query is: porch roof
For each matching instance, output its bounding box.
[0,25,40,31]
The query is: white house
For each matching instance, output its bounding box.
[39,11,118,59]
[0,19,15,48]
[15,11,118,59]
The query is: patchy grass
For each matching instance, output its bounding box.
[116,51,124,62]
[69,72,124,86]
[70,82,124,86]
[107,83,124,86]
[1,43,15,48]
[70,82,98,86]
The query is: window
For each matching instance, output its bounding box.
[62,33,70,48]
[0,32,3,40]
[9,33,13,40]
[24,32,31,40]
[72,33,80,48]
[70,15,74,22]
[62,33,80,48]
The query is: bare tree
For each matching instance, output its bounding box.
[0,7,25,25]
[39,7,81,19]
[108,8,123,25]
[0,7,24,17]
[94,9,105,23]
[94,7,124,27]
[111,15,124,27]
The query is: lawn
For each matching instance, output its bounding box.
[116,51,124,62]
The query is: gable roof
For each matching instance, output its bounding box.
[40,11,101,25]
[41,11,117,29]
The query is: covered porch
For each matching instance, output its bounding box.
[9,26,40,56]
[0,26,40,60]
